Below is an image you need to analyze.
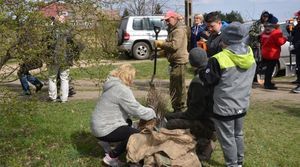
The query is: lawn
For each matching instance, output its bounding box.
[70,58,195,80]
[1,98,299,166]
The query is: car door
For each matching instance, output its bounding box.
[130,17,149,40]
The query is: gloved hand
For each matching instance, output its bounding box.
[157,50,166,57]
[289,45,295,51]
[154,40,165,48]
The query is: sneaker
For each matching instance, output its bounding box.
[103,154,124,167]
[264,85,278,90]
[22,90,31,96]
[257,74,265,85]
[69,89,76,97]
[292,85,300,93]
[35,83,43,92]
[47,98,57,102]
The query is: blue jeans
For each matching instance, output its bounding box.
[19,72,42,92]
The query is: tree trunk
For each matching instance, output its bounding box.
[0,51,12,71]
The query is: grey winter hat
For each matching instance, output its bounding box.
[189,47,208,68]
[221,22,247,45]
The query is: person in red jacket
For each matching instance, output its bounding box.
[261,16,287,89]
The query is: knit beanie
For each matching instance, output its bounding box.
[189,47,208,69]
[265,15,278,28]
[268,15,278,24]
[221,22,246,45]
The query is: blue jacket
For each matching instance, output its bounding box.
[190,24,208,49]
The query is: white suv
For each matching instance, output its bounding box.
[116,16,168,60]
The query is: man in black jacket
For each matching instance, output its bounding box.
[165,47,215,161]
[205,11,226,58]
[288,10,300,93]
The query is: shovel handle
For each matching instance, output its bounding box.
[150,26,161,85]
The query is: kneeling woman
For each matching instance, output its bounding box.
[90,64,156,166]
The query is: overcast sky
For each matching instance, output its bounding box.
[165,0,300,22]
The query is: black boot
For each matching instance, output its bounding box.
[34,80,44,92]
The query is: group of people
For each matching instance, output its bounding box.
[18,14,81,103]
[249,10,300,92]
[91,10,257,167]
[18,7,299,167]
[91,9,300,167]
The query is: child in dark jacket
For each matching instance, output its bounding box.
[165,47,215,161]
[260,16,287,89]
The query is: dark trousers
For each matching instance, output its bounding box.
[296,51,300,81]
[97,126,139,158]
[251,47,262,82]
[252,47,261,63]
[166,118,214,140]
[261,59,277,87]
[165,112,215,160]
[169,64,187,112]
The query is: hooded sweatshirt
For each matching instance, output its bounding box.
[90,76,156,137]
[201,43,256,118]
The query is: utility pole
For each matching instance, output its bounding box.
[185,0,192,27]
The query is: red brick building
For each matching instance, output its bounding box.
[39,2,69,18]
[39,2,120,28]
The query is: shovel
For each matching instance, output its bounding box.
[145,25,166,130]
[150,25,161,86]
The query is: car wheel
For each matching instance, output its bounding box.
[272,63,279,77]
[132,42,151,60]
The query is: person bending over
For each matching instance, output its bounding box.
[90,64,156,166]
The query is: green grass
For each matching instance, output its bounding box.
[0,99,100,166]
[0,98,299,166]
[70,64,115,81]
[70,59,194,80]
[132,59,194,80]
[1,58,195,82]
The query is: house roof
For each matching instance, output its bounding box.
[39,2,68,18]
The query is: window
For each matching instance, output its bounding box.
[149,18,166,30]
[119,18,128,30]
[132,18,143,30]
